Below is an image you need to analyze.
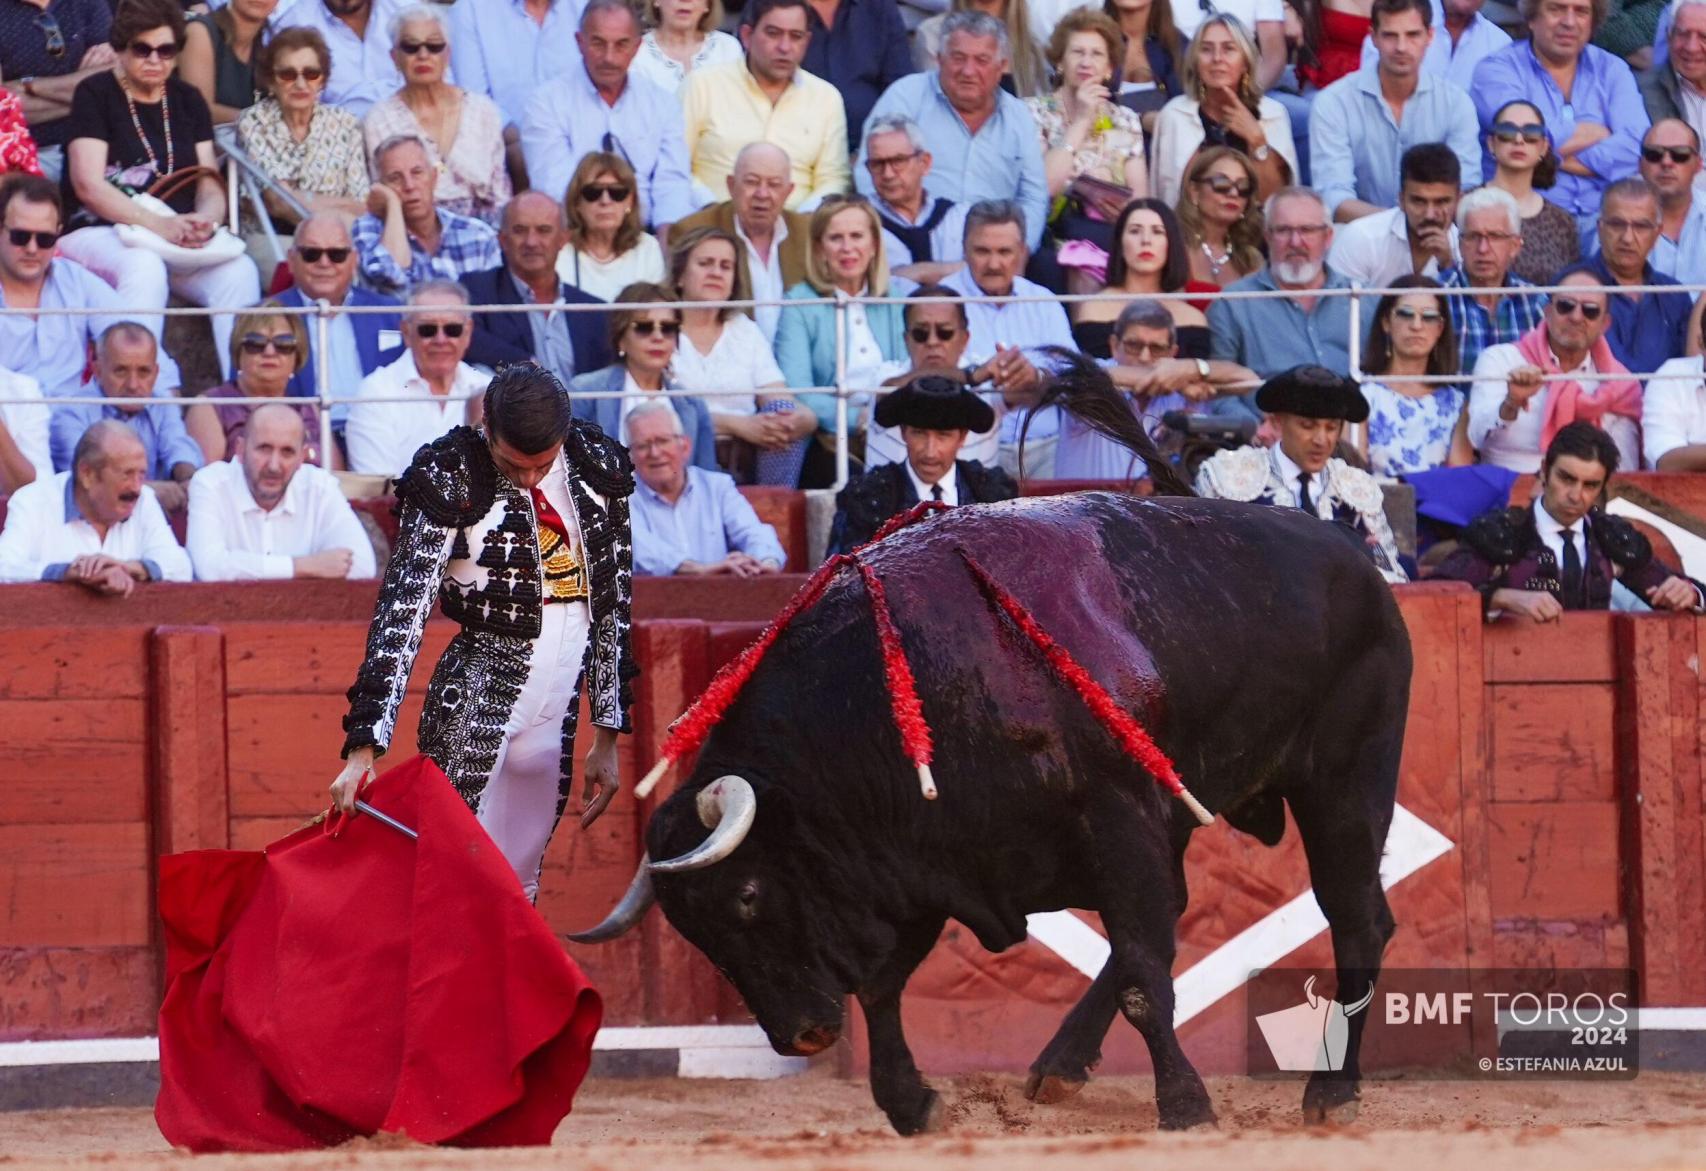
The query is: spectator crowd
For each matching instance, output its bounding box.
[2,0,1706,603]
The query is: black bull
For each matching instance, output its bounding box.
[576,489,1413,1135]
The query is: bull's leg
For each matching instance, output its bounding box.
[857,917,946,1136]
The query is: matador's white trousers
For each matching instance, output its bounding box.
[475,599,591,902]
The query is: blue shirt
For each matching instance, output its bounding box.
[1471,41,1649,219]
[352,207,502,296]
[49,400,205,479]
[450,0,586,128]
[1651,198,1706,295]
[0,259,127,399]
[1585,255,1691,375]
[1208,267,1356,420]
[857,71,1049,251]
[1357,9,1510,92]
[1439,266,1548,376]
[518,65,697,224]
[1308,64,1482,217]
[800,0,913,150]
[942,266,1073,443]
[630,465,786,575]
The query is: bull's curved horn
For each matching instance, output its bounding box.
[566,856,656,942]
[647,776,756,874]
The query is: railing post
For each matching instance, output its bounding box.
[314,298,334,467]
[225,157,239,230]
[833,294,849,490]
[1347,282,1364,450]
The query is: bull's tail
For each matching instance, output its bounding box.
[1020,348,1195,498]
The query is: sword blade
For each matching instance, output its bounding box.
[354,799,419,840]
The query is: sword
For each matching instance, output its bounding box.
[354,799,419,840]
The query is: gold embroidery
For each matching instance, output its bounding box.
[539,523,589,602]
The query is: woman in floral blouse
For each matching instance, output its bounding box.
[235,26,369,228]
[1359,275,1473,477]
[0,90,42,176]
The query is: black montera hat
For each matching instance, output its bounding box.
[873,375,996,433]
[1254,365,1370,423]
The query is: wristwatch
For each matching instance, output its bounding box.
[1193,358,1210,378]
[1250,143,1272,163]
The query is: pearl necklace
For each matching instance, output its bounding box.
[1199,239,1231,280]
[120,74,174,179]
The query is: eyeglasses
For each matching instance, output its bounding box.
[1117,338,1172,359]
[273,66,325,83]
[1195,174,1253,198]
[1641,145,1698,165]
[867,151,922,174]
[1601,217,1658,236]
[1551,296,1604,321]
[628,320,680,337]
[413,322,466,338]
[240,333,299,354]
[630,437,681,455]
[1269,224,1329,240]
[129,40,180,60]
[5,228,58,249]
[295,245,350,263]
[1491,121,1546,144]
[397,39,448,55]
[35,12,65,58]
[579,184,632,203]
[1391,306,1443,324]
[908,324,959,343]
[1461,230,1518,248]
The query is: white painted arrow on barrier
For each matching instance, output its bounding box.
[1024,803,1456,1026]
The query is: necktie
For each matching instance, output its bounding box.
[930,484,944,502]
[1560,529,1583,609]
[1297,471,1315,516]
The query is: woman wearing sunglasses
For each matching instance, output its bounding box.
[555,151,666,303]
[187,302,329,466]
[181,0,277,125]
[236,27,370,231]
[60,0,261,377]
[1484,98,1580,286]
[362,4,510,227]
[1359,274,1472,476]
[571,282,720,471]
[1176,145,1265,292]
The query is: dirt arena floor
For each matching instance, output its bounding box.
[3,1069,1706,1170]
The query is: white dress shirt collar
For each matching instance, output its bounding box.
[1532,496,1587,567]
[1268,445,1328,518]
[906,458,958,506]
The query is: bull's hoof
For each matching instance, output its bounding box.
[1302,1079,1361,1125]
[887,1089,943,1137]
[1022,1071,1088,1104]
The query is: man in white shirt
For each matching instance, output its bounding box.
[0,419,191,590]
[346,280,493,477]
[0,366,53,494]
[187,403,378,582]
[1643,347,1706,469]
[1325,143,1461,291]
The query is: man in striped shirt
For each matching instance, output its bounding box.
[1440,186,1548,377]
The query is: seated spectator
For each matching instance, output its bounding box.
[1641,0,1706,144]
[631,0,744,95]
[862,115,970,284]
[1149,15,1297,208]
[1176,146,1265,290]
[519,0,696,229]
[1167,0,1286,91]
[680,0,851,209]
[1071,199,1210,357]
[628,400,787,576]
[1645,315,1706,468]
[1585,177,1690,371]
[1640,118,1706,288]
[1272,0,1372,183]
[0,363,52,493]
[1433,421,1704,618]
[1309,0,1481,223]
[0,90,42,177]
[1468,264,1642,472]
[858,11,1050,249]
[570,282,718,469]
[1105,0,1184,124]
[353,133,501,297]
[673,142,813,341]
[1441,187,1549,377]
[778,197,910,472]
[0,418,191,588]
[1,0,111,180]
[187,402,377,581]
[273,214,404,419]
[554,151,668,303]
[346,280,491,476]
[449,0,587,133]
[1027,7,1149,250]
[180,0,276,125]
[1356,0,1512,91]
[0,176,160,399]
[188,304,327,466]
[49,322,202,511]
[867,286,998,468]
[1194,365,1407,582]
[1359,275,1472,475]
[827,374,1018,553]
[236,29,371,231]
[363,4,510,227]
[913,0,1050,98]
[1326,142,1461,290]
[670,226,814,484]
[1208,187,1355,415]
[1595,0,1665,68]
[60,0,261,378]
[1483,97,1583,284]
[462,192,612,389]
[1472,0,1649,237]
[799,0,912,151]
[273,0,413,118]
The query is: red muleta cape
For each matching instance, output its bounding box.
[155,756,602,1152]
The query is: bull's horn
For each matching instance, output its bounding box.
[566,856,656,942]
[647,775,756,874]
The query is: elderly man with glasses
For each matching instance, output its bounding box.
[1440,186,1549,375]
[862,113,968,285]
[1582,176,1691,372]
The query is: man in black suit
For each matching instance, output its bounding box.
[462,192,611,384]
[827,375,1017,553]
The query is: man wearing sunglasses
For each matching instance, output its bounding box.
[345,279,492,476]
[1636,119,1706,290]
[0,0,117,179]
[1582,176,1690,374]
[274,0,429,117]
[1467,262,1642,472]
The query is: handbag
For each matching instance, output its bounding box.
[113,166,247,271]
[1065,174,1136,223]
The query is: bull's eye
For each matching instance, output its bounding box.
[735,879,760,923]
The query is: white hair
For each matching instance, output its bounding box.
[940,10,1010,60]
[387,3,450,46]
[1455,185,1523,236]
[1262,185,1327,224]
[865,114,927,154]
[626,397,685,437]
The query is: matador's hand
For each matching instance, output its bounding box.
[330,747,376,813]
[580,728,621,829]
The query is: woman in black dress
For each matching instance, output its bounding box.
[1069,197,1210,358]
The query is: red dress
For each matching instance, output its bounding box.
[1297,8,1371,92]
[0,91,41,176]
